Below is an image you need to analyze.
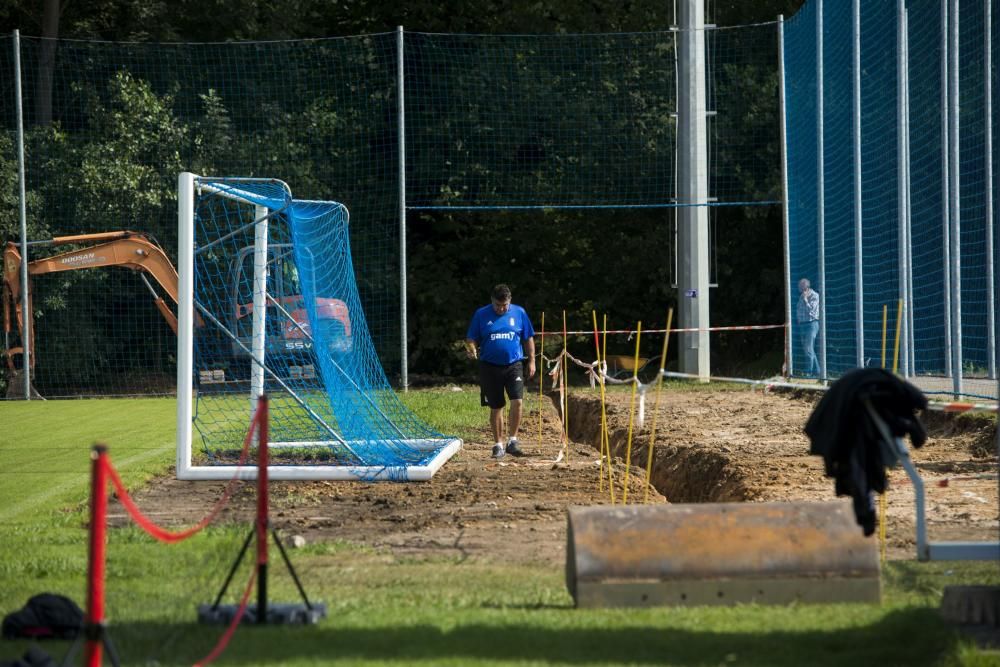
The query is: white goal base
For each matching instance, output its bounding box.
[177,437,462,481]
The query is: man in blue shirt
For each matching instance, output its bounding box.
[465,284,536,459]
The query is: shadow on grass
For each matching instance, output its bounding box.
[14,607,959,666]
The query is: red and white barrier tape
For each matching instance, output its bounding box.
[927,401,998,414]
[549,359,1000,415]
[544,323,785,337]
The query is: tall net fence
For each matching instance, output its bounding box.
[1,24,782,398]
[784,0,998,398]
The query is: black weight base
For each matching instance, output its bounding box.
[197,602,327,625]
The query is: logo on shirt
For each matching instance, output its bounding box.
[509,317,515,326]
[490,332,517,342]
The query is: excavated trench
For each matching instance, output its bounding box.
[562,392,756,504]
[559,388,998,506]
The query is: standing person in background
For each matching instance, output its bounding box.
[465,284,536,459]
[797,278,821,378]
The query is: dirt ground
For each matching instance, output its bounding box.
[109,384,999,565]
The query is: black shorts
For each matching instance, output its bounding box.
[478,360,525,409]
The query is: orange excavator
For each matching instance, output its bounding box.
[2,231,182,397]
[3,231,352,398]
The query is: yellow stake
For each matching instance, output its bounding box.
[879,494,887,562]
[892,298,903,375]
[644,308,673,504]
[879,300,906,564]
[603,314,615,504]
[881,304,888,370]
[562,310,569,464]
[622,321,642,505]
[539,312,545,452]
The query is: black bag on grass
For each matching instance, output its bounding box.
[1,594,83,641]
[0,645,55,667]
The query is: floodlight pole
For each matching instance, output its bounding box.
[676,0,710,381]
[13,30,30,400]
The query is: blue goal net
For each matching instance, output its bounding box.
[179,175,459,481]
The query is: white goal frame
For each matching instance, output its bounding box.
[175,172,461,481]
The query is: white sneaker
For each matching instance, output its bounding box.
[492,444,505,459]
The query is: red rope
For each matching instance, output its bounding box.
[192,566,258,667]
[107,417,258,543]
[195,397,269,666]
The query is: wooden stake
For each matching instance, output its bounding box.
[603,314,615,504]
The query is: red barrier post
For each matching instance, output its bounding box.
[255,395,269,624]
[85,444,109,667]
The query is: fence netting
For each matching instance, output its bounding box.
[784,0,998,397]
[0,25,781,398]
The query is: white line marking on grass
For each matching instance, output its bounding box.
[0,444,171,524]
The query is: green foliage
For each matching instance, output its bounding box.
[0,132,47,243]
[1,72,192,394]
[68,71,185,238]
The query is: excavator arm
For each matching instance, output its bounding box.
[2,231,183,373]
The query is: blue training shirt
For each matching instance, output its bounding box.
[466,304,535,366]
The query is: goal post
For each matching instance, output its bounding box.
[175,172,461,481]
[250,202,268,415]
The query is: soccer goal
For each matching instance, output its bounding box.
[176,173,461,481]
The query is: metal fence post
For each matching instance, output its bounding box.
[852,0,864,370]
[984,0,995,380]
[13,30,30,400]
[948,0,962,397]
[397,26,408,391]
[817,0,828,381]
[778,15,792,378]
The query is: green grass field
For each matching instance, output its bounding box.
[2,391,1000,666]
